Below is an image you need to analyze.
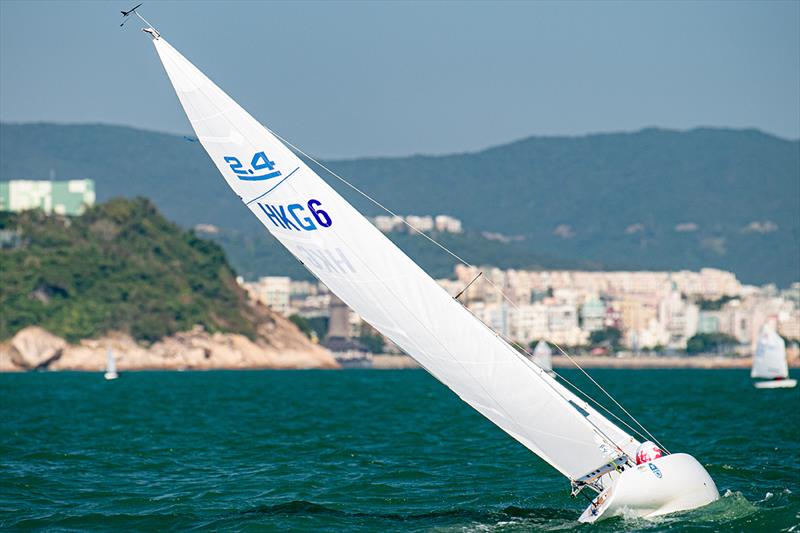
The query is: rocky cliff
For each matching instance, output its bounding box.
[1,315,338,372]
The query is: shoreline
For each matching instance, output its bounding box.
[366,354,800,370]
[552,355,759,369]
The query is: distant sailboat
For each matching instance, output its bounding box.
[752,326,796,389]
[132,15,719,522]
[104,347,118,381]
[532,340,555,376]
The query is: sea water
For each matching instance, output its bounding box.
[1,369,798,531]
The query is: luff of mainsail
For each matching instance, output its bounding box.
[148,34,640,480]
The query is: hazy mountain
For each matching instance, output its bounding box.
[1,123,797,285]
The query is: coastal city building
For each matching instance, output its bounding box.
[404,215,435,233]
[240,266,800,355]
[0,179,96,215]
[371,214,463,234]
[241,276,292,316]
[434,215,463,233]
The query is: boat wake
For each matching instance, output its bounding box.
[216,490,792,532]
[234,500,574,523]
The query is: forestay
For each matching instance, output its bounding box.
[150,35,640,480]
[752,327,788,379]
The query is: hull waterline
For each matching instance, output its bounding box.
[754,378,796,389]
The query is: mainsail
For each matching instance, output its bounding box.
[752,327,788,379]
[149,35,640,480]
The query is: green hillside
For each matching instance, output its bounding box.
[0,198,260,342]
[1,123,797,285]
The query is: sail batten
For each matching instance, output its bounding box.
[150,35,639,480]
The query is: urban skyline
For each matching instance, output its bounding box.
[242,266,800,356]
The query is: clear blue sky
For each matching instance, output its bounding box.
[1,0,798,158]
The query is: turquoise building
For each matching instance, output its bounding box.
[0,180,95,215]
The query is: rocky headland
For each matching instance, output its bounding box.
[0,319,337,372]
[0,198,337,371]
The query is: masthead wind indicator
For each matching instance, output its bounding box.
[119,3,160,38]
[119,3,142,26]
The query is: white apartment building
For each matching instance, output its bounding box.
[373,215,405,233]
[405,215,435,233]
[242,276,292,316]
[434,215,463,233]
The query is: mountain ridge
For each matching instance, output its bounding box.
[1,122,797,285]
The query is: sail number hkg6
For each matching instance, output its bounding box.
[257,199,332,231]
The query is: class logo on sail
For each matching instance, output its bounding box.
[223,151,281,181]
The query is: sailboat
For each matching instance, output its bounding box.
[532,340,555,376]
[104,347,118,381]
[752,325,796,389]
[132,16,719,521]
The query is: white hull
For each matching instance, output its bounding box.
[104,371,118,380]
[579,453,719,523]
[754,379,796,389]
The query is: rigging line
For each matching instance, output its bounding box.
[481,292,667,451]
[456,300,631,457]
[551,342,670,454]
[467,274,669,452]
[266,129,479,270]
[134,11,160,36]
[264,128,668,454]
[496,331,647,449]
[500,336,649,445]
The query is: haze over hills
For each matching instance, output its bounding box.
[1,123,797,285]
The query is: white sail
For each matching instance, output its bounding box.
[106,348,117,374]
[532,341,553,372]
[149,36,640,480]
[752,327,788,379]
[104,347,118,380]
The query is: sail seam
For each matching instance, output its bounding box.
[244,166,301,205]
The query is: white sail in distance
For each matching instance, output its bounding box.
[752,327,788,379]
[532,341,553,372]
[148,35,640,480]
[106,348,116,375]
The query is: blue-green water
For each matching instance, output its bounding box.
[1,369,798,531]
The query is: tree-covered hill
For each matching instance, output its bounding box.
[0,198,263,342]
[1,123,797,285]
